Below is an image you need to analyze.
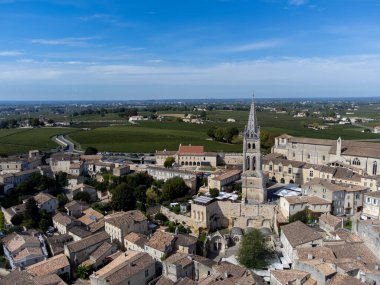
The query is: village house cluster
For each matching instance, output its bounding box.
[1,98,380,285]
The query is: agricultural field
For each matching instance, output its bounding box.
[1,107,380,155]
[0,127,78,155]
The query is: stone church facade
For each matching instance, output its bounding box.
[189,95,275,233]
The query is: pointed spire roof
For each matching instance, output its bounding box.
[246,92,258,133]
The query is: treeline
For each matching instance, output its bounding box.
[207,126,239,143]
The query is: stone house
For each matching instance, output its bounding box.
[104,210,148,244]
[34,192,59,214]
[175,234,197,255]
[319,213,343,233]
[2,232,48,269]
[144,230,176,261]
[89,251,156,285]
[270,269,316,285]
[302,178,368,216]
[156,145,218,168]
[71,183,97,202]
[52,212,81,235]
[280,221,323,262]
[26,253,70,280]
[279,196,331,221]
[64,231,110,266]
[207,169,241,191]
[162,252,194,282]
[124,232,148,252]
[363,192,380,219]
[147,166,197,192]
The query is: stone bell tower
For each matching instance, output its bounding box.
[242,94,266,203]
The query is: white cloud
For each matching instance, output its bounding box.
[30,37,97,47]
[0,55,380,98]
[0,50,22,56]
[289,0,308,6]
[223,40,283,53]
[146,59,164,63]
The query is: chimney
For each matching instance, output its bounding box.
[320,258,325,263]
[307,254,314,260]
[224,271,228,278]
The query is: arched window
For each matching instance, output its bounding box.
[373,161,378,175]
[247,143,251,149]
[246,156,250,170]
[280,178,285,184]
[252,143,256,149]
[352,158,361,166]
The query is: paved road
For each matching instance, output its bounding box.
[54,135,83,153]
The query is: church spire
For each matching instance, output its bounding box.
[246,92,258,134]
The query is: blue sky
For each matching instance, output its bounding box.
[0,0,380,100]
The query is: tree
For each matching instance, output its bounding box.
[25,198,40,222]
[84,146,98,155]
[55,172,68,188]
[11,214,24,226]
[0,212,4,231]
[154,213,168,224]
[146,187,161,206]
[57,194,69,207]
[110,183,136,211]
[209,188,220,198]
[162,177,189,201]
[39,219,51,232]
[164,157,175,168]
[237,229,274,269]
[73,192,91,203]
[76,264,92,279]
[289,207,309,224]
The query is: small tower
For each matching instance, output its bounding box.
[336,137,342,157]
[242,93,266,203]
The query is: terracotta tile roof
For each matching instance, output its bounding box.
[155,276,175,285]
[33,273,67,285]
[46,234,73,256]
[78,208,104,226]
[53,212,78,226]
[332,228,362,243]
[105,210,147,228]
[329,273,363,285]
[14,247,44,262]
[0,270,37,285]
[68,226,92,239]
[178,145,204,154]
[176,277,197,285]
[319,213,342,228]
[89,220,105,233]
[164,252,193,267]
[270,269,310,285]
[34,192,56,205]
[212,169,242,181]
[213,261,246,278]
[175,234,197,247]
[304,178,368,192]
[190,255,216,268]
[365,191,380,198]
[281,221,323,247]
[90,242,115,261]
[26,254,69,277]
[328,243,380,264]
[124,232,148,248]
[296,246,336,262]
[5,233,40,253]
[300,259,337,276]
[66,231,109,253]
[145,231,175,252]
[285,196,331,205]
[92,251,154,285]
[65,200,89,212]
